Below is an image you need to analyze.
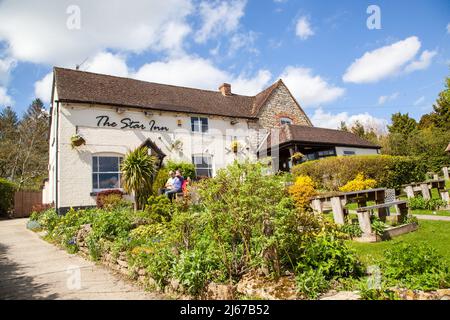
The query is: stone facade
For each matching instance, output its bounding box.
[256,82,312,130]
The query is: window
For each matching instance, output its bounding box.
[192,155,213,177]
[92,156,123,190]
[280,117,293,125]
[191,117,208,133]
[343,150,356,156]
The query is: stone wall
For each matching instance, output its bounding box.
[256,83,312,130]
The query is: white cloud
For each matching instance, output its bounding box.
[195,0,247,43]
[280,66,345,107]
[0,56,16,85]
[404,50,437,73]
[0,0,193,66]
[0,86,13,106]
[311,107,387,133]
[295,16,314,40]
[378,92,398,105]
[413,96,425,106]
[85,52,130,77]
[228,31,259,56]
[134,55,271,95]
[34,72,53,103]
[343,36,421,83]
[447,23,450,34]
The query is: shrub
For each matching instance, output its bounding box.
[370,217,387,236]
[152,167,169,195]
[145,195,173,222]
[382,243,450,290]
[288,176,317,210]
[340,222,362,239]
[407,196,447,210]
[292,155,426,190]
[96,189,124,208]
[296,269,329,299]
[296,234,364,280]
[90,208,133,241]
[36,208,59,232]
[339,173,377,192]
[31,203,54,214]
[166,160,195,180]
[0,178,16,216]
[129,223,166,243]
[172,247,218,296]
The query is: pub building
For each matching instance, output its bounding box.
[42,67,380,213]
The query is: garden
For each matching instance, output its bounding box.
[25,147,450,300]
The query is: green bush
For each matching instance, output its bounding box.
[36,208,59,232]
[370,217,387,236]
[172,247,218,296]
[382,243,450,290]
[340,222,362,239]
[90,208,133,241]
[0,178,16,216]
[296,234,364,280]
[295,269,330,299]
[407,196,447,210]
[166,160,195,179]
[152,167,169,195]
[292,155,426,190]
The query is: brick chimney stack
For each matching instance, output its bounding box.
[219,83,232,96]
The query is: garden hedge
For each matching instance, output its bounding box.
[292,155,427,191]
[0,178,16,216]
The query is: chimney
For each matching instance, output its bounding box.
[219,83,232,96]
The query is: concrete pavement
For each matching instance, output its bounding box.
[0,218,163,300]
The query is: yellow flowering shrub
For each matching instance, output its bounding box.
[288,175,317,210]
[339,173,377,192]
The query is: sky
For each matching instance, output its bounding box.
[0,0,449,131]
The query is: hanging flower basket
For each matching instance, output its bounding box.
[231,140,239,153]
[71,134,85,147]
[171,139,183,151]
[290,152,304,161]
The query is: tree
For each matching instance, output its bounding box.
[338,121,349,132]
[0,106,19,178]
[121,146,157,210]
[387,112,418,136]
[430,76,450,130]
[14,99,49,189]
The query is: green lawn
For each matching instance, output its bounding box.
[347,220,450,266]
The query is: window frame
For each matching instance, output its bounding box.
[192,154,213,178]
[92,155,124,192]
[280,117,293,125]
[191,116,209,133]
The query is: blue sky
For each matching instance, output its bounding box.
[0,0,449,131]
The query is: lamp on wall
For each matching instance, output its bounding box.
[116,107,126,114]
[230,119,239,125]
[177,119,182,127]
[144,111,153,117]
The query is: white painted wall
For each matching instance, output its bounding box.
[45,94,259,208]
[335,146,380,156]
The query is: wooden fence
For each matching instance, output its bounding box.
[13,190,42,218]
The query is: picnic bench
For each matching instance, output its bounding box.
[402,179,448,201]
[356,200,408,236]
[311,188,387,225]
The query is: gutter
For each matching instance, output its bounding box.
[55,100,60,214]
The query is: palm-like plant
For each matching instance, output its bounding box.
[121,147,156,210]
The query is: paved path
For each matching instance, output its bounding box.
[0,218,163,300]
[413,214,450,221]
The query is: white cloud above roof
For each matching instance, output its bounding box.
[343,36,427,83]
[295,16,314,40]
[280,66,345,107]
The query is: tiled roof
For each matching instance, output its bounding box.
[54,67,263,119]
[266,124,381,149]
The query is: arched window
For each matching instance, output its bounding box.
[280,117,293,125]
[92,154,123,191]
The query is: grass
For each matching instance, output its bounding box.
[347,220,450,266]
